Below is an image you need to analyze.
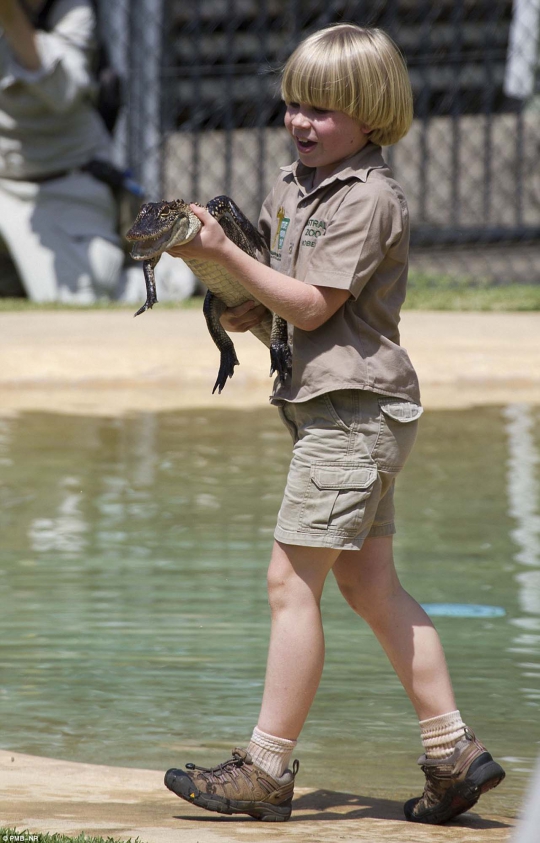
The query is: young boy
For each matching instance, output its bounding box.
[164,24,505,825]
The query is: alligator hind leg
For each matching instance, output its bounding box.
[134,255,160,317]
[269,314,292,384]
[203,290,240,394]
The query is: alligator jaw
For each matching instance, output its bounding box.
[128,213,194,261]
[130,227,179,261]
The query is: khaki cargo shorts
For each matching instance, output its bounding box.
[274,389,423,551]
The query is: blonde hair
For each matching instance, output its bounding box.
[281,24,413,147]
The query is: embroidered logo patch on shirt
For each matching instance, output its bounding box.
[271,205,290,260]
[301,218,327,248]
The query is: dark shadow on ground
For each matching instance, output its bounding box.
[174,788,511,828]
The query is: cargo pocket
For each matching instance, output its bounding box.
[379,400,423,424]
[375,400,423,471]
[300,462,379,535]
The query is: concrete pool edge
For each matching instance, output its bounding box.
[0,749,517,843]
[1,310,540,416]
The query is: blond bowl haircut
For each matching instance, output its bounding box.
[281,24,413,147]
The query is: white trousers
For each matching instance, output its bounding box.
[0,171,124,302]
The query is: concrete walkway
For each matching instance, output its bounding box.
[0,751,516,843]
[0,309,539,415]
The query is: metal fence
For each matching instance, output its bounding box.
[104,0,540,283]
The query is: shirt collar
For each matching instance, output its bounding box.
[280,141,387,194]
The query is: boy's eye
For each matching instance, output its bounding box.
[287,102,300,109]
[313,107,330,115]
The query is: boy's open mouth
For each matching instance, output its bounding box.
[295,138,317,153]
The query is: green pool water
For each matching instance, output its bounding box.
[0,404,539,816]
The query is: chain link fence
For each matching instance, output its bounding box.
[104,0,540,284]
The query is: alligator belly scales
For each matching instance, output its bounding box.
[126,195,292,394]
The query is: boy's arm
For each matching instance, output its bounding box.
[168,205,350,332]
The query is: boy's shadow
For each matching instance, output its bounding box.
[291,789,510,827]
[175,788,511,828]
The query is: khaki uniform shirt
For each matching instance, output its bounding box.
[259,142,421,405]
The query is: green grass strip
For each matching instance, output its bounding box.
[0,829,144,843]
[404,271,540,310]
[1,279,540,313]
[403,283,540,311]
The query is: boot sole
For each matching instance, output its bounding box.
[164,768,292,822]
[404,754,506,825]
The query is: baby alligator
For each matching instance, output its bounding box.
[125,196,292,394]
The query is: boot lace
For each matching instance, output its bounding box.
[186,748,255,787]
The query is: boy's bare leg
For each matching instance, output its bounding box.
[163,538,340,818]
[332,536,506,824]
[332,536,456,720]
[257,540,341,738]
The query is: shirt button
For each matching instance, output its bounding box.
[288,244,293,254]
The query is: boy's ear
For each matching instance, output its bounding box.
[360,124,373,135]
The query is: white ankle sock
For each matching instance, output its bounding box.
[420,710,467,759]
[247,726,297,778]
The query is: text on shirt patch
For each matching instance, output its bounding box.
[301,218,327,248]
[270,205,290,260]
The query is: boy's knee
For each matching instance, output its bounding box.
[266,566,296,612]
[336,578,371,617]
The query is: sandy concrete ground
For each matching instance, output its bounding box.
[0,309,540,416]
[0,750,517,843]
[0,309,535,842]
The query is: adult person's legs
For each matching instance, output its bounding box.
[0,178,60,300]
[0,172,123,301]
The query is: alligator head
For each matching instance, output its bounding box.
[126,200,202,260]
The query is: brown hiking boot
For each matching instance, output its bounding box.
[404,728,505,824]
[164,747,299,822]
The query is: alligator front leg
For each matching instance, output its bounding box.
[269,314,292,384]
[134,255,160,317]
[203,290,240,394]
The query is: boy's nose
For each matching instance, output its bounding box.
[291,111,311,129]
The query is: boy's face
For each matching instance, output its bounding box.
[284,102,371,181]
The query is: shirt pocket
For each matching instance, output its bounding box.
[300,462,379,535]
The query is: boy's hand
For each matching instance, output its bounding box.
[167,205,268,331]
[167,204,230,262]
[219,300,268,332]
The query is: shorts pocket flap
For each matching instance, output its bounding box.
[380,400,424,423]
[312,464,377,491]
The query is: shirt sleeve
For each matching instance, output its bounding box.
[304,182,407,300]
[0,1,96,114]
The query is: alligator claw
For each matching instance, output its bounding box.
[212,347,240,394]
[133,298,157,317]
[270,342,293,384]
